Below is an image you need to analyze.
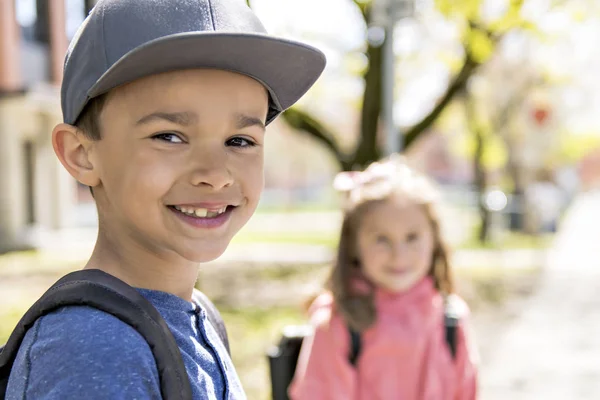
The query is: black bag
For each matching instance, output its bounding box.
[0,269,229,400]
[267,302,460,400]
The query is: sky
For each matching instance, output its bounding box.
[14,0,600,134]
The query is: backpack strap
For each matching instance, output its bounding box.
[192,290,230,354]
[444,315,459,359]
[347,327,361,366]
[344,297,461,367]
[0,269,192,400]
[444,295,461,360]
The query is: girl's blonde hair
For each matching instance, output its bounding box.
[327,155,455,332]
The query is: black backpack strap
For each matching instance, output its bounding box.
[192,290,230,354]
[0,269,192,400]
[347,327,361,366]
[340,296,461,368]
[444,315,459,359]
[343,297,461,366]
[444,295,461,360]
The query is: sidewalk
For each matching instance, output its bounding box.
[479,191,600,399]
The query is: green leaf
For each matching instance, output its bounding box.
[487,0,525,33]
[435,0,482,20]
[482,134,508,169]
[467,28,495,63]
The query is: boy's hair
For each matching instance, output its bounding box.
[74,94,108,140]
[327,156,455,332]
[73,93,108,197]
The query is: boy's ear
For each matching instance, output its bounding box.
[52,123,100,188]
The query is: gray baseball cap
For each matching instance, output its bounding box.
[62,0,326,125]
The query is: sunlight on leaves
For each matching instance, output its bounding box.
[467,28,494,63]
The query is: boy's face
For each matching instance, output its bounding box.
[88,69,268,263]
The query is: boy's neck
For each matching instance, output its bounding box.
[85,229,200,301]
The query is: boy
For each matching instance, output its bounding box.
[4,0,325,398]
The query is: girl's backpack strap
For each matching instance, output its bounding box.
[444,314,459,359]
[345,297,461,366]
[192,289,230,354]
[0,269,192,400]
[444,294,462,360]
[348,327,361,366]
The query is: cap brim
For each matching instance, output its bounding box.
[88,32,326,124]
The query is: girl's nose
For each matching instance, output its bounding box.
[390,243,410,263]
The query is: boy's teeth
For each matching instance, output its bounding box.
[205,207,228,217]
[174,205,228,218]
[194,208,208,217]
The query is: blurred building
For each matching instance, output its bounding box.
[0,0,96,251]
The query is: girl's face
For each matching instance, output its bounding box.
[356,195,435,293]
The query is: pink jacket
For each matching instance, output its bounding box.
[289,278,478,400]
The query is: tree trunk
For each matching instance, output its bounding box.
[256,0,484,172]
[474,130,491,243]
[466,95,491,243]
[352,42,383,169]
[84,0,97,14]
[504,135,526,231]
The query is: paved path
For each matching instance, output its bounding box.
[479,191,600,400]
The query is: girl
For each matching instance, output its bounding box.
[289,156,478,400]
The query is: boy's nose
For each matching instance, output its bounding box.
[188,153,234,190]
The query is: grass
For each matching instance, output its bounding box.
[255,203,337,213]
[231,230,339,247]
[0,308,24,344]
[459,232,554,250]
[219,306,304,400]
[0,249,84,276]
[231,228,553,251]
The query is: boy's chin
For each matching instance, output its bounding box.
[177,241,231,264]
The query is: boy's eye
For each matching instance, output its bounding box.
[152,132,184,143]
[226,136,256,148]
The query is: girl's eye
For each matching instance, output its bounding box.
[407,232,419,242]
[152,133,184,143]
[375,235,389,244]
[226,136,256,148]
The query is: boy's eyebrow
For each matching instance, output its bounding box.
[236,113,266,131]
[135,111,198,126]
[135,111,265,130]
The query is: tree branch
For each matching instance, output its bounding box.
[401,14,512,150]
[403,51,479,149]
[469,20,502,42]
[281,108,352,171]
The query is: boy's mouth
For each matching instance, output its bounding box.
[168,205,234,218]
